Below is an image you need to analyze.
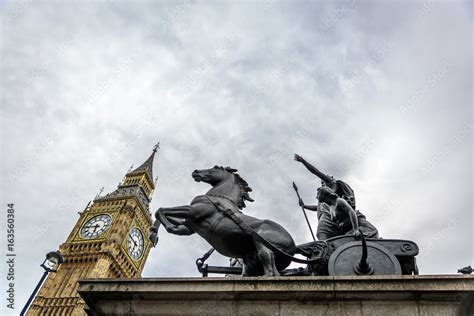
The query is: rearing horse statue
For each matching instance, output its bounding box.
[151,165,296,276]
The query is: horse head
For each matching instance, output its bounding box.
[192,165,254,209]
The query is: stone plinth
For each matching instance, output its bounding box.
[78,275,474,316]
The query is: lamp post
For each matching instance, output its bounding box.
[20,251,64,316]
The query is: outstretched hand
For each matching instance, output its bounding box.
[298,198,304,207]
[294,154,304,162]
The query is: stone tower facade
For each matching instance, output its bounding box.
[27,145,159,315]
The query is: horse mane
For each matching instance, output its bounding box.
[216,166,254,209]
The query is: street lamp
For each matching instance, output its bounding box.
[20,251,64,316]
[41,251,64,272]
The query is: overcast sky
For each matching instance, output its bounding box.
[1,0,472,314]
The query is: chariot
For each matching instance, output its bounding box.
[196,234,419,277]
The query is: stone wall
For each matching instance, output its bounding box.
[78,275,474,316]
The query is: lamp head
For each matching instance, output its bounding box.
[41,251,64,273]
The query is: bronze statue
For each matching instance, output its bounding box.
[152,166,297,276]
[316,186,362,239]
[149,162,419,277]
[294,154,379,240]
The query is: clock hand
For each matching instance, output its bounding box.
[91,224,100,233]
[129,234,138,247]
[84,224,98,232]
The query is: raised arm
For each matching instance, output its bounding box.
[294,154,334,185]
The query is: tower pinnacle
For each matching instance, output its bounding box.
[153,141,160,152]
[127,142,160,185]
[95,143,160,212]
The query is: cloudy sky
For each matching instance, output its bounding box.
[1,0,472,313]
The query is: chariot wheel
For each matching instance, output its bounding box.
[328,239,402,276]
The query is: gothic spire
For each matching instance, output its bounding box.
[127,142,159,185]
[95,142,160,212]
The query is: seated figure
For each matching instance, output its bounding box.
[315,186,379,239]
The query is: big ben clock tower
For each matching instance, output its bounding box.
[27,144,160,315]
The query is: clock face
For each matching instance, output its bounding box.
[127,227,144,260]
[80,214,112,239]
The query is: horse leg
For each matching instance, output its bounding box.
[149,219,161,247]
[242,258,261,277]
[155,206,193,230]
[150,214,189,245]
[254,240,279,276]
[242,260,251,277]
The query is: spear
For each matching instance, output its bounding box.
[292,182,316,241]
